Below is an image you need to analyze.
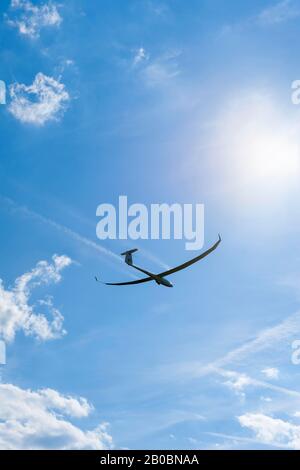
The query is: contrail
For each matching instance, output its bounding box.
[1,195,170,272]
[0,196,136,278]
[139,247,170,271]
[156,311,300,400]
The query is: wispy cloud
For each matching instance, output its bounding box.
[206,431,283,449]
[146,1,169,17]
[0,254,71,342]
[130,48,182,88]
[141,50,181,87]
[160,311,300,381]
[218,368,300,399]
[0,383,112,449]
[7,0,62,39]
[211,311,300,370]
[218,1,300,39]
[9,73,70,126]
[257,0,300,25]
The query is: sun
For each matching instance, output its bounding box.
[217,92,300,200]
[239,127,299,184]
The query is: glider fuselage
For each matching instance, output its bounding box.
[154,276,173,288]
[131,263,173,287]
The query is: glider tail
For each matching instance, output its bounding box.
[121,248,138,265]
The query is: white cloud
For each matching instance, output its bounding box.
[9,73,70,125]
[65,59,74,66]
[222,370,254,398]
[133,47,148,67]
[7,0,62,39]
[260,396,272,402]
[262,367,279,380]
[258,0,300,25]
[238,413,300,449]
[0,383,113,450]
[0,254,71,342]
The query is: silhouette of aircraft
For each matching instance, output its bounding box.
[96,235,221,288]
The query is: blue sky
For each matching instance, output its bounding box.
[1,0,300,450]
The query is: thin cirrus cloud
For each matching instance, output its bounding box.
[159,310,300,382]
[6,0,62,39]
[8,72,70,125]
[131,48,181,88]
[0,254,71,343]
[257,0,300,25]
[141,51,181,87]
[0,383,113,450]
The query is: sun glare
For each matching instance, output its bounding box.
[241,129,299,183]
[218,93,300,199]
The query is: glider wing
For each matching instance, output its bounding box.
[96,276,153,286]
[158,235,221,277]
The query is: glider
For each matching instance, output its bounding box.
[95,235,221,288]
